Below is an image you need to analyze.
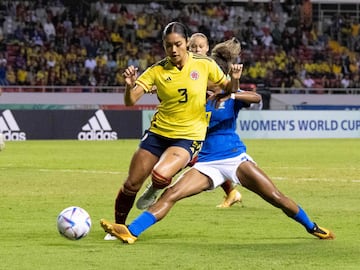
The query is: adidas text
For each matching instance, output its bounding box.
[2,131,26,141]
[78,130,118,140]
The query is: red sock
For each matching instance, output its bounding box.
[114,188,136,224]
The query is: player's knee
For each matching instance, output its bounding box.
[123,179,142,195]
[152,169,172,189]
[164,185,183,202]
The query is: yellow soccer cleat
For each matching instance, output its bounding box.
[308,223,335,240]
[216,189,242,208]
[100,219,137,244]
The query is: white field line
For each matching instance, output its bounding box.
[272,176,360,183]
[261,166,360,171]
[38,168,122,175]
[0,166,123,173]
[1,167,359,182]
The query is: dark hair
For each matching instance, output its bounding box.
[162,22,189,40]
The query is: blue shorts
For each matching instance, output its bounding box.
[139,130,203,159]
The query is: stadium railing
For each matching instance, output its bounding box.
[1,85,359,94]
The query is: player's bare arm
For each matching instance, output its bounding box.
[209,88,262,105]
[229,63,243,92]
[123,65,145,106]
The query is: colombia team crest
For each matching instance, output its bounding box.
[190,70,199,80]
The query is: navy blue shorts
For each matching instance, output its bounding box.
[139,130,203,159]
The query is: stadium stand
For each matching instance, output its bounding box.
[0,0,359,94]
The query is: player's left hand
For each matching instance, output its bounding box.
[229,64,243,80]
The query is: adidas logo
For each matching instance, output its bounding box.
[0,109,26,141]
[77,110,118,140]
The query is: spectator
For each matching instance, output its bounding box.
[127,53,139,68]
[94,0,107,24]
[330,57,342,81]
[84,55,97,72]
[340,53,351,76]
[59,64,69,85]
[261,29,273,50]
[35,67,48,88]
[115,51,128,71]
[243,16,256,45]
[340,73,352,90]
[63,15,73,36]
[79,67,90,91]
[340,14,352,48]
[289,74,305,94]
[106,53,117,71]
[271,23,282,46]
[6,65,16,85]
[47,68,60,89]
[300,0,313,32]
[47,54,57,68]
[95,50,108,68]
[0,59,8,86]
[88,70,97,90]
[0,52,7,66]
[280,27,294,53]
[16,64,28,85]
[32,25,45,46]
[350,19,360,51]
[26,66,36,86]
[138,50,149,74]
[43,17,56,41]
[302,73,315,93]
[123,13,137,44]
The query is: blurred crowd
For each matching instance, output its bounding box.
[0,0,360,93]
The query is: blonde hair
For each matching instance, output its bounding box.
[188,33,209,55]
[189,33,209,44]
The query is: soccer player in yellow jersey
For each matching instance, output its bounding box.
[101,22,243,232]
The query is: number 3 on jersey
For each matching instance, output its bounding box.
[178,88,188,103]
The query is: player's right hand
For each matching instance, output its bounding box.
[123,65,138,87]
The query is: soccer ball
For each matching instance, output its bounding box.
[0,133,5,151]
[57,206,91,240]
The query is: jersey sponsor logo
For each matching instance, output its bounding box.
[0,110,26,141]
[218,101,226,109]
[165,76,172,82]
[190,71,200,80]
[77,110,118,140]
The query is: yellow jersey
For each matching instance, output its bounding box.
[136,52,227,140]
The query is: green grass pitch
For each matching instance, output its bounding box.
[1,139,359,270]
